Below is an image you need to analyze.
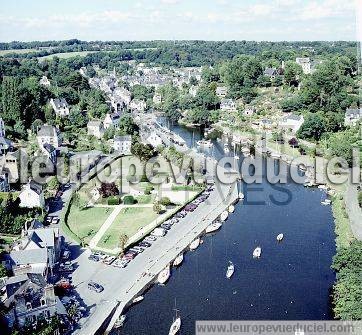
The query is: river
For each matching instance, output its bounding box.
[113,123,336,334]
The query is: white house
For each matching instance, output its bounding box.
[113,135,132,155]
[39,76,51,87]
[216,86,228,98]
[244,107,256,117]
[87,120,104,139]
[37,125,61,152]
[49,98,70,117]
[279,114,304,133]
[296,57,311,74]
[220,98,237,112]
[153,93,162,105]
[19,180,45,208]
[344,108,362,126]
[103,112,121,129]
[130,99,147,112]
[113,87,132,106]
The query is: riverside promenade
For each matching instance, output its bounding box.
[73,179,239,335]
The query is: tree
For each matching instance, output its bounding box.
[159,197,171,206]
[98,182,119,198]
[1,76,21,127]
[283,61,302,86]
[297,113,326,141]
[131,141,155,161]
[0,263,7,277]
[288,137,299,148]
[123,195,135,205]
[153,201,162,214]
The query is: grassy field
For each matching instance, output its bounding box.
[0,48,38,56]
[38,51,97,60]
[97,207,158,249]
[67,206,112,244]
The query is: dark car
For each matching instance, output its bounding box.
[139,241,151,248]
[88,254,100,262]
[160,223,171,230]
[88,281,104,293]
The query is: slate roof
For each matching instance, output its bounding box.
[9,248,48,267]
[114,135,132,142]
[37,125,57,137]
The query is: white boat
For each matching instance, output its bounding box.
[321,199,332,206]
[220,211,229,221]
[158,264,171,284]
[277,233,284,242]
[234,155,240,160]
[226,261,235,279]
[115,315,126,328]
[242,147,250,156]
[253,247,262,258]
[132,295,144,304]
[228,205,235,213]
[205,221,222,233]
[173,253,184,266]
[169,317,181,335]
[318,184,328,190]
[224,147,230,153]
[239,192,245,199]
[189,238,200,250]
[197,139,213,148]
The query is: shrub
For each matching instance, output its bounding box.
[107,196,121,205]
[144,185,154,195]
[123,195,135,205]
[358,191,362,208]
[160,197,171,206]
[98,182,119,198]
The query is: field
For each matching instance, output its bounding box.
[38,51,98,60]
[0,48,38,56]
[97,207,159,249]
[67,206,112,244]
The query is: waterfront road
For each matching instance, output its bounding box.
[72,180,238,335]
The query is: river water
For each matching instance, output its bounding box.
[114,123,336,335]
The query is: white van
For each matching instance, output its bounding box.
[151,227,166,237]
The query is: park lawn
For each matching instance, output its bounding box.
[67,206,112,244]
[97,207,158,250]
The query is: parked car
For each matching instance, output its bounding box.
[151,227,166,237]
[62,250,71,260]
[160,223,171,230]
[51,216,60,224]
[129,247,143,253]
[88,254,100,262]
[104,256,116,265]
[144,236,157,242]
[139,241,151,248]
[88,281,104,293]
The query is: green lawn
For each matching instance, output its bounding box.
[67,206,112,244]
[38,51,97,60]
[97,207,158,249]
[0,48,38,56]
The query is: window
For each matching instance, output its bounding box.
[41,298,46,306]
[26,302,32,310]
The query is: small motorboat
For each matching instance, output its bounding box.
[321,199,332,206]
[158,264,171,284]
[132,295,144,304]
[197,139,213,148]
[226,261,235,279]
[205,221,222,233]
[253,247,262,258]
[228,205,235,213]
[234,155,240,160]
[115,314,126,328]
[277,233,284,242]
[169,316,181,335]
[220,211,229,221]
[173,253,184,266]
[189,238,200,250]
[239,192,245,200]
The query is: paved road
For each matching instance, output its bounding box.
[71,181,238,335]
[345,181,362,240]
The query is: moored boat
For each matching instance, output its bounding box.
[226,261,235,279]
[239,192,245,199]
[220,211,228,221]
[228,205,235,213]
[205,221,222,233]
[197,139,213,148]
[173,253,184,266]
[277,233,284,242]
[169,316,181,335]
[115,315,126,328]
[321,199,331,205]
[158,264,171,284]
[253,246,262,258]
[189,238,200,250]
[132,295,144,304]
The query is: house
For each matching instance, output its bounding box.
[296,57,311,74]
[113,87,132,106]
[216,86,228,98]
[37,125,61,151]
[3,273,66,329]
[0,118,13,154]
[263,68,278,78]
[113,135,132,155]
[49,98,70,117]
[153,93,162,105]
[42,143,57,164]
[7,221,61,276]
[344,108,362,126]
[130,99,147,112]
[279,114,304,133]
[103,112,121,130]
[87,120,104,139]
[258,118,274,130]
[19,180,45,208]
[220,98,237,112]
[39,76,51,87]
[244,107,256,117]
